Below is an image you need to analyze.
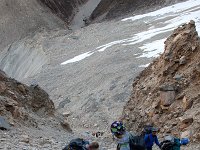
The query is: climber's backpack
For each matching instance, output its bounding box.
[62,138,89,150]
[129,133,146,150]
[160,138,181,150]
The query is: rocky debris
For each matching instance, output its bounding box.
[182,96,193,111]
[62,111,71,117]
[21,134,30,143]
[0,70,55,127]
[123,21,200,142]
[179,56,187,65]
[60,119,72,132]
[181,130,192,139]
[0,81,6,93]
[0,127,74,150]
[160,90,175,106]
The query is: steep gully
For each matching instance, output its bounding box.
[0,0,200,149]
[23,0,200,137]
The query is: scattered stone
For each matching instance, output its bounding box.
[195,63,200,73]
[180,117,193,124]
[0,116,10,130]
[173,74,182,81]
[192,46,196,51]
[179,56,186,65]
[8,118,15,126]
[182,96,193,111]
[160,91,175,106]
[159,84,175,91]
[151,114,159,123]
[70,36,79,40]
[84,124,89,128]
[60,119,72,132]
[7,90,15,95]
[21,135,30,143]
[181,130,192,138]
[179,123,189,130]
[0,81,6,93]
[62,111,71,117]
[194,132,200,141]
[18,85,26,94]
[94,124,98,127]
[12,106,21,119]
[160,105,170,110]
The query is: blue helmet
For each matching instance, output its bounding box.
[111,121,126,135]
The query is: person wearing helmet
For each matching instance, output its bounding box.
[111,121,131,150]
[144,127,161,150]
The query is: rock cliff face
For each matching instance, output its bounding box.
[0,0,66,50]
[123,21,200,141]
[90,0,185,21]
[0,0,88,80]
[0,70,55,128]
[38,0,88,23]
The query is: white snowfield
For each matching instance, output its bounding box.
[61,0,200,65]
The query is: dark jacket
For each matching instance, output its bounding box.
[144,133,161,148]
[63,138,89,150]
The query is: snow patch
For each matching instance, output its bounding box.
[139,63,150,68]
[61,51,94,65]
[61,0,200,65]
[122,0,200,21]
[138,39,166,58]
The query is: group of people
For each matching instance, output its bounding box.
[63,121,189,150]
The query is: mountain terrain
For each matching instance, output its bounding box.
[0,0,200,149]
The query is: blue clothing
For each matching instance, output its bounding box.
[144,133,161,148]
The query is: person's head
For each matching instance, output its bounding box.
[111,121,126,139]
[152,127,158,136]
[88,142,99,150]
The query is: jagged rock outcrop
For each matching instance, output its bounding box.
[0,70,55,128]
[123,21,200,142]
[38,0,88,23]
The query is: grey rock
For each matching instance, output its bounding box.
[173,74,182,81]
[179,56,186,65]
[0,116,11,130]
[159,84,175,91]
[160,90,176,106]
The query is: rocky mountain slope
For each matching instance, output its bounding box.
[1,0,200,149]
[0,0,186,51]
[38,0,88,23]
[0,0,67,50]
[90,0,185,21]
[123,21,200,143]
[0,70,55,128]
[0,70,76,149]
